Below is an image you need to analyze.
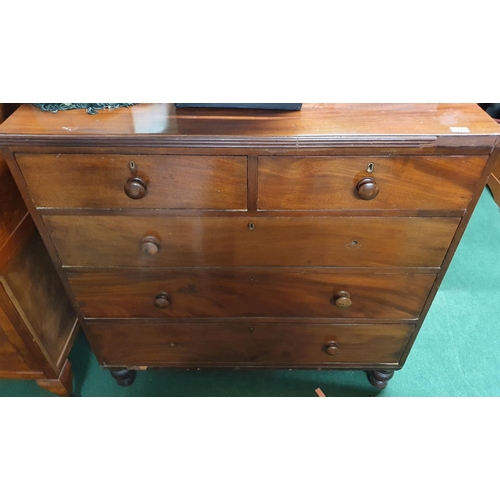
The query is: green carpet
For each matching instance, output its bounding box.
[2,188,500,397]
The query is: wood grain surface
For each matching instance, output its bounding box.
[68,269,436,320]
[43,215,460,268]
[87,321,414,367]
[0,156,26,248]
[258,155,488,210]
[1,230,77,367]
[16,154,248,209]
[0,306,33,373]
[1,104,499,149]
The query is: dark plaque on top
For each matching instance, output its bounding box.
[175,103,302,111]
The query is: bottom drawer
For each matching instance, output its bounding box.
[87,322,414,368]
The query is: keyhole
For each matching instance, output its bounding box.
[248,223,255,231]
[367,162,374,173]
[128,160,138,175]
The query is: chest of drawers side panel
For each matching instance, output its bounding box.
[398,145,500,365]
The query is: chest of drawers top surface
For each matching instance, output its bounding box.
[0,103,499,149]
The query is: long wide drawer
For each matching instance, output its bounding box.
[87,322,414,367]
[68,269,436,319]
[15,154,248,209]
[258,155,488,210]
[43,215,460,268]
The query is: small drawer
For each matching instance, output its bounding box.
[87,322,414,367]
[44,215,460,268]
[258,156,488,210]
[15,154,247,209]
[68,269,436,320]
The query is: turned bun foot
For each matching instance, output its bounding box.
[367,369,394,389]
[110,368,137,387]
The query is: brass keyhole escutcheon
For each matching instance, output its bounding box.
[128,160,138,175]
[248,223,255,231]
[367,162,374,173]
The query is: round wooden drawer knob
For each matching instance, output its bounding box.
[140,236,161,256]
[324,341,339,356]
[154,292,171,309]
[356,177,379,200]
[124,177,148,199]
[334,291,352,308]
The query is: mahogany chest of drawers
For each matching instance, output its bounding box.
[1,103,499,390]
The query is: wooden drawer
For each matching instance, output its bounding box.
[258,156,488,210]
[68,269,436,320]
[87,322,414,367]
[16,154,247,209]
[43,215,460,268]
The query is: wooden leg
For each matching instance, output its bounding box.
[367,369,394,389]
[36,359,73,397]
[110,368,137,387]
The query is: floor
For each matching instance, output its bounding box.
[1,187,499,397]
